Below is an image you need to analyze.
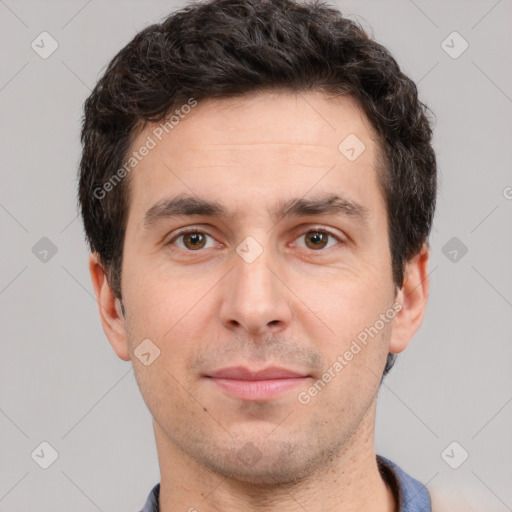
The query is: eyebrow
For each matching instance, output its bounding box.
[143,193,370,229]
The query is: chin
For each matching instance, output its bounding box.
[193,439,325,487]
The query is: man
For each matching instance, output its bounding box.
[78,0,436,510]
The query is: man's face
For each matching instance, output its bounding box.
[105,91,406,483]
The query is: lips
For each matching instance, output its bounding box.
[206,366,310,400]
[207,366,308,380]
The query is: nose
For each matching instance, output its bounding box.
[219,242,292,337]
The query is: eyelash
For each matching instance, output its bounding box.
[166,226,345,253]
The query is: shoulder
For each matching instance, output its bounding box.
[378,455,498,512]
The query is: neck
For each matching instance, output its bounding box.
[154,402,396,512]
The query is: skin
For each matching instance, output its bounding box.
[89,91,429,512]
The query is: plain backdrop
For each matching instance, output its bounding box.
[1,0,511,510]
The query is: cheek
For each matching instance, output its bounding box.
[122,257,202,332]
[132,358,204,439]
[123,265,217,380]
[292,265,392,340]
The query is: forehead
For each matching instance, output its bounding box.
[140,91,378,152]
[124,91,384,225]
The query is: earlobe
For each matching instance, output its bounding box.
[388,244,430,354]
[88,253,131,361]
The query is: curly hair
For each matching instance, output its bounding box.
[78,0,437,377]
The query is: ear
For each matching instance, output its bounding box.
[88,253,130,361]
[389,243,430,354]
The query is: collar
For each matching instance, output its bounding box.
[377,455,431,511]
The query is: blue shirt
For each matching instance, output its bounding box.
[139,455,431,511]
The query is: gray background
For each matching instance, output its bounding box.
[0,0,511,510]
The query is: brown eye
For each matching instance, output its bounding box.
[304,231,329,249]
[169,230,216,251]
[295,229,342,251]
[182,232,207,250]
